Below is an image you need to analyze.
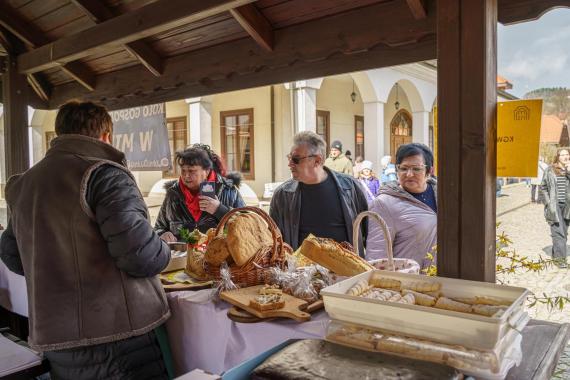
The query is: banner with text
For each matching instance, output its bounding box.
[110,103,171,171]
[497,99,542,177]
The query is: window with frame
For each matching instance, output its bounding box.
[220,109,254,180]
[354,115,364,158]
[316,110,330,150]
[163,117,188,178]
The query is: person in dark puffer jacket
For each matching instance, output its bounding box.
[155,145,245,242]
[0,101,171,380]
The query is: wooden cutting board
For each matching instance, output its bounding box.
[227,299,324,323]
[220,285,311,322]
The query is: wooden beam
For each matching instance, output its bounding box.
[0,2,95,91]
[406,0,427,19]
[71,0,164,76]
[2,54,30,177]
[47,0,436,110]
[437,0,497,281]
[498,0,570,24]
[27,73,50,102]
[230,4,274,51]
[18,0,255,75]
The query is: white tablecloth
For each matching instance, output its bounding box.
[0,259,28,317]
[165,289,329,376]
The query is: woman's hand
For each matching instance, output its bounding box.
[199,195,220,215]
[160,231,177,243]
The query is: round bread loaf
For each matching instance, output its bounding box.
[227,213,273,267]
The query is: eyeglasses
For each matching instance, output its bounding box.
[287,154,316,164]
[396,165,426,174]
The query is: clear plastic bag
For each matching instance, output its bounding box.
[326,320,522,379]
[215,262,238,295]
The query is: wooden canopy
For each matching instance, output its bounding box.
[1,0,569,281]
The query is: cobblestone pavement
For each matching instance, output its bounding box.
[496,184,570,379]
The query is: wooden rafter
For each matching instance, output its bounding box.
[47,0,436,110]
[0,1,94,92]
[230,4,274,51]
[405,0,427,19]
[27,73,50,102]
[71,0,164,76]
[17,0,256,75]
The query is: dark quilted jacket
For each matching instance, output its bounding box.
[154,175,245,237]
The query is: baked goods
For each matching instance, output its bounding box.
[402,289,436,307]
[347,279,371,296]
[434,297,472,313]
[250,339,462,380]
[298,234,374,276]
[369,273,401,289]
[249,285,285,311]
[227,213,273,266]
[204,237,231,266]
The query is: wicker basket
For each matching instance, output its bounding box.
[352,211,420,274]
[204,206,290,286]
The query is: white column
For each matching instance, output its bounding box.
[412,110,430,146]
[363,101,386,169]
[187,98,212,146]
[294,87,317,133]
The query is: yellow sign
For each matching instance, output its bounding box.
[497,99,542,177]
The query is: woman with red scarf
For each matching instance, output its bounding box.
[155,145,245,243]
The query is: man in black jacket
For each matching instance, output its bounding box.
[0,101,171,379]
[270,131,368,255]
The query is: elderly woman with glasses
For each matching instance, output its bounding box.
[155,144,245,243]
[366,143,437,270]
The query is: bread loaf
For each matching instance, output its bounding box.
[299,234,373,276]
[227,213,273,266]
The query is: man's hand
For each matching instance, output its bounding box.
[160,231,177,243]
[199,195,220,215]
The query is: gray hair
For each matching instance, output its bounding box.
[293,131,326,160]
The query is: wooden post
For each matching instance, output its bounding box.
[437,0,497,282]
[3,53,30,178]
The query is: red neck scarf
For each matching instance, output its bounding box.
[179,171,217,222]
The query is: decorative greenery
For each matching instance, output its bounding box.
[179,227,201,245]
[422,223,570,311]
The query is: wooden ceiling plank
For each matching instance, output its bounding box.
[70,0,114,22]
[230,4,274,51]
[0,1,96,91]
[71,0,163,76]
[47,0,436,110]
[17,0,256,75]
[0,1,50,47]
[61,61,95,91]
[406,0,427,19]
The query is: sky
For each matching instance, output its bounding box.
[498,8,570,97]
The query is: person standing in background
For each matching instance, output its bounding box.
[540,148,570,268]
[358,160,380,203]
[353,156,364,178]
[531,156,548,203]
[324,140,353,175]
[380,155,398,185]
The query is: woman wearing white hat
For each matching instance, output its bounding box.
[358,160,380,202]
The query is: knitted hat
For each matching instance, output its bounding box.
[361,160,373,171]
[331,140,343,151]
